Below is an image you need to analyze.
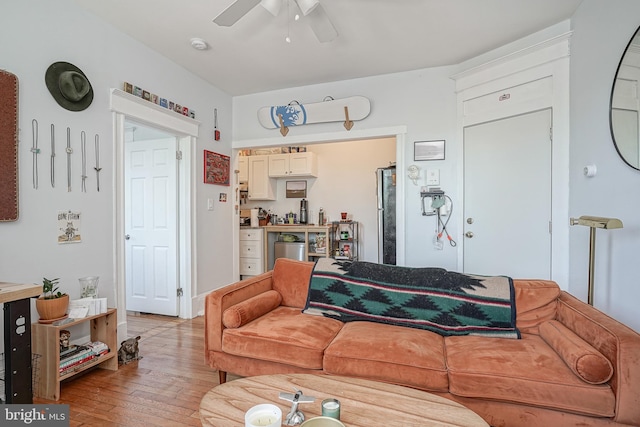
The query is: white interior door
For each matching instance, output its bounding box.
[125,136,179,315]
[463,109,552,279]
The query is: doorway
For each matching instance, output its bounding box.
[124,122,179,316]
[463,109,552,278]
[111,88,198,342]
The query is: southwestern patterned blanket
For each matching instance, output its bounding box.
[303,258,519,339]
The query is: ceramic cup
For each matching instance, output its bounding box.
[245,404,282,427]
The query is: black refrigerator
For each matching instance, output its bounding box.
[376,166,396,265]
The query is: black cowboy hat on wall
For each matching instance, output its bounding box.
[45,62,93,111]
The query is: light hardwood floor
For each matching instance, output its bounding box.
[34,313,221,427]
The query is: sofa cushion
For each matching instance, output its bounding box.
[222,290,282,329]
[539,320,613,384]
[513,279,560,333]
[222,306,343,370]
[324,321,449,392]
[272,258,315,309]
[445,333,615,417]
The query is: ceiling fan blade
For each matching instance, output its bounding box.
[306,4,338,43]
[213,0,261,26]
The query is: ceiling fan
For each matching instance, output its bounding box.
[213,0,338,43]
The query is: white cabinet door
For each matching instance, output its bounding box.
[238,157,248,182]
[248,156,276,200]
[289,152,317,176]
[268,154,290,177]
[268,152,317,177]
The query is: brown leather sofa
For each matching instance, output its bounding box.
[204,258,640,427]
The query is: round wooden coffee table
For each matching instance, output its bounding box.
[200,374,489,427]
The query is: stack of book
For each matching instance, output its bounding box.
[59,341,109,375]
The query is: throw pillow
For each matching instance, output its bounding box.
[222,290,282,328]
[539,320,613,384]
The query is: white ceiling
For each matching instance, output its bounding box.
[74,0,582,96]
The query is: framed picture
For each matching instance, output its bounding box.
[204,150,230,186]
[414,140,445,161]
[286,180,307,198]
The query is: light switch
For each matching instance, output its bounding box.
[426,169,440,186]
[207,198,214,211]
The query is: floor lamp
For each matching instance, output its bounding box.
[570,216,623,305]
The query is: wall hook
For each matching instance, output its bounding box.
[278,114,289,137]
[343,106,354,130]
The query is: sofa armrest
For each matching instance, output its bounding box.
[205,271,274,356]
[556,291,640,425]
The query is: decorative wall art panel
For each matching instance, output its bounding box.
[204,150,230,186]
[0,69,19,221]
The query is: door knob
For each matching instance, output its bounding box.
[125,234,130,240]
[466,218,474,224]
[465,232,474,238]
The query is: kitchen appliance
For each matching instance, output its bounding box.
[300,198,308,224]
[274,241,306,264]
[376,166,397,265]
[239,209,251,227]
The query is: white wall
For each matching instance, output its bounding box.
[232,67,460,269]
[242,137,396,262]
[3,0,638,334]
[0,0,234,322]
[569,0,640,332]
[232,7,640,334]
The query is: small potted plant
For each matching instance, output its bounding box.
[35,277,69,321]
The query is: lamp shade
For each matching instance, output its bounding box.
[570,216,623,229]
[295,0,319,15]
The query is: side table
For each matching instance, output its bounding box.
[1,282,42,403]
[31,308,118,401]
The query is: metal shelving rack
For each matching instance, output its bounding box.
[330,221,358,261]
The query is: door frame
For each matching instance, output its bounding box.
[232,125,408,273]
[110,89,200,342]
[452,32,571,286]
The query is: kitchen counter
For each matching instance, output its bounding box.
[262,224,325,232]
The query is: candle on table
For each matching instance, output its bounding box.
[321,398,340,419]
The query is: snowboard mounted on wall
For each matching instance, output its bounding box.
[257,96,371,133]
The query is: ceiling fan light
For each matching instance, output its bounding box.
[295,0,319,16]
[261,0,282,16]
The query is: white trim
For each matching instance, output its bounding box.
[233,126,407,148]
[110,89,200,343]
[232,125,407,267]
[452,32,572,92]
[452,36,571,287]
[110,89,200,135]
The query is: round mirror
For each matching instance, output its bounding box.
[610,26,640,170]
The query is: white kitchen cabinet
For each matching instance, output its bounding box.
[268,152,317,177]
[238,156,248,182]
[248,156,276,200]
[239,228,264,278]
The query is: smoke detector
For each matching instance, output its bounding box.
[190,38,209,50]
